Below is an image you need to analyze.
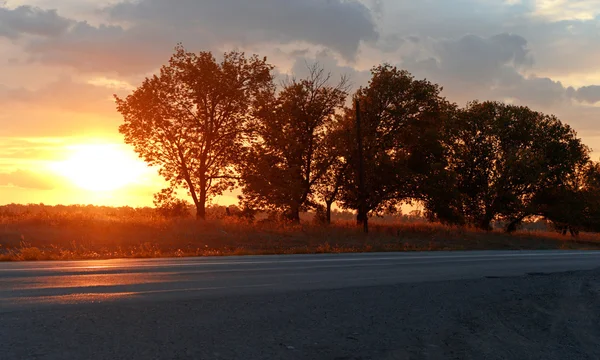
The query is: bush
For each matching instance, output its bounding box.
[19,247,44,261]
[153,188,192,218]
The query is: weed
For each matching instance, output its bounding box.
[1,204,598,261]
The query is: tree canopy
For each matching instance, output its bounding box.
[115,44,274,219]
[425,101,590,230]
[531,161,600,234]
[338,65,452,224]
[238,66,348,222]
[116,45,599,236]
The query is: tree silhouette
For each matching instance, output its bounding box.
[339,65,451,224]
[239,65,348,222]
[532,161,600,235]
[115,45,274,219]
[314,114,353,224]
[428,101,590,230]
[113,46,600,233]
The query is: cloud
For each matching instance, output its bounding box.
[385,32,600,133]
[571,85,600,104]
[434,33,532,85]
[398,34,535,102]
[511,19,600,80]
[0,137,68,162]
[24,20,176,75]
[0,5,72,39]
[508,75,569,107]
[15,0,378,75]
[0,76,123,115]
[106,0,378,59]
[3,1,600,133]
[287,49,371,93]
[376,0,521,40]
[0,169,59,190]
[531,0,600,21]
[368,1,600,81]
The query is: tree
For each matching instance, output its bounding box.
[115,44,274,219]
[339,65,451,225]
[581,162,600,232]
[314,115,352,224]
[428,101,590,231]
[532,161,600,235]
[239,66,348,222]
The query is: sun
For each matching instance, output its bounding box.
[51,144,148,192]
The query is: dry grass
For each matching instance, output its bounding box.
[1,206,599,261]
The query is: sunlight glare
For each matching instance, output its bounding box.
[51,144,149,192]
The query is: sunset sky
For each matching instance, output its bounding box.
[2,0,600,207]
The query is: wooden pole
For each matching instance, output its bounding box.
[356,99,368,234]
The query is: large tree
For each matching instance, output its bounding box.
[115,45,274,219]
[339,65,452,225]
[239,66,348,222]
[427,101,590,230]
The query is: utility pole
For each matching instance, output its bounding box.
[356,99,368,234]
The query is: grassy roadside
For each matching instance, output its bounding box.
[2,213,600,261]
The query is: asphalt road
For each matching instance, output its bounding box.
[2,251,600,359]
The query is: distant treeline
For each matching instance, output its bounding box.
[0,203,412,224]
[114,45,600,235]
[0,204,554,233]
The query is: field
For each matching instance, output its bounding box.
[1,204,599,261]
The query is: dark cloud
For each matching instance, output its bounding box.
[435,33,532,84]
[384,31,600,133]
[107,0,378,60]
[374,0,600,78]
[0,5,72,39]
[378,0,515,41]
[508,76,569,107]
[396,33,572,107]
[402,33,532,89]
[278,32,591,113]
[572,85,600,104]
[25,21,173,75]
[3,1,600,136]
[377,33,405,53]
[19,0,377,75]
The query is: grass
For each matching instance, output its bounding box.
[1,205,599,261]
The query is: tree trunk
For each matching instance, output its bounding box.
[197,178,207,220]
[506,216,525,233]
[478,216,493,231]
[356,208,366,226]
[570,227,580,237]
[326,201,332,225]
[195,202,206,220]
[356,208,369,233]
[286,206,301,223]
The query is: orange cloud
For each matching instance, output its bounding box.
[0,169,61,190]
[0,76,123,116]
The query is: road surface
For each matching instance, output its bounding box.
[2,251,600,359]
